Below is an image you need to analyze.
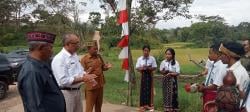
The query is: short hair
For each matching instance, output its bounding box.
[223,41,245,61]
[242,37,250,44]
[62,33,78,46]
[142,45,151,51]
[28,41,48,51]
[209,43,220,53]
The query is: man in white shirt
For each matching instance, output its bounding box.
[198,44,227,111]
[200,59,214,76]
[219,42,250,111]
[51,33,96,112]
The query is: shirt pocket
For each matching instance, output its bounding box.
[67,60,77,74]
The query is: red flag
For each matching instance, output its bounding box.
[117,0,129,82]
[117,35,128,48]
[118,10,128,24]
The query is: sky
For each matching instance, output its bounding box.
[78,0,250,29]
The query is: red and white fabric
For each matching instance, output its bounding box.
[117,0,129,82]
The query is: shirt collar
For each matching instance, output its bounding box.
[27,56,48,68]
[62,47,77,58]
[213,60,222,67]
[143,56,149,60]
[165,59,173,62]
[229,61,241,71]
[84,53,97,59]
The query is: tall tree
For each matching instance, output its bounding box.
[0,0,14,25]
[88,12,102,28]
[12,0,37,30]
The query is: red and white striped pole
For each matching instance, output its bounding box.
[117,0,129,82]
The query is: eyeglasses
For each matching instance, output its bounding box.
[70,42,80,45]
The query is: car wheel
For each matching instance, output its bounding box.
[0,81,7,99]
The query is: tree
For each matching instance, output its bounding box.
[237,22,250,38]
[0,0,14,25]
[12,0,37,30]
[178,27,191,42]
[88,12,102,28]
[196,14,225,23]
[102,0,193,33]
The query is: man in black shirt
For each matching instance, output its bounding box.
[18,31,66,112]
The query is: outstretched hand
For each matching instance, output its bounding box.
[104,63,112,69]
[198,84,205,92]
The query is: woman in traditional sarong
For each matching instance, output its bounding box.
[160,48,180,112]
[136,45,157,112]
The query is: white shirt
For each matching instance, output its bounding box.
[228,61,249,91]
[159,60,180,73]
[135,56,157,69]
[205,59,214,69]
[51,48,86,88]
[205,60,227,87]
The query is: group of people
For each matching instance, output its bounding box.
[135,39,250,112]
[136,46,180,112]
[16,31,250,112]
[18,32,111,112]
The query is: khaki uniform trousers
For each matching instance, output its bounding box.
[85,87,103,112]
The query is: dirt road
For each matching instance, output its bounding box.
[0,85,138,112]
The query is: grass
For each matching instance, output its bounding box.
[132,48,208,75]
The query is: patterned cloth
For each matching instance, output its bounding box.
[162,76,178,111]
[140,70,153,107]
[215,86,240,112]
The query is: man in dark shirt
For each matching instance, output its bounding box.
[18,31,66,112]
[241,38,250,75]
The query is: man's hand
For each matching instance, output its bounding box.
[104,63,112,69]
[82,74,97,82]
[198,84,205,92]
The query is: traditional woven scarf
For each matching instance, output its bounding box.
[219,43,240,58]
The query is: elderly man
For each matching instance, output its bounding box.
[219,42,249,91]
[51,33,96,112]
[80,41,112,112]
[219,41,250,111]
[18,31,66,112]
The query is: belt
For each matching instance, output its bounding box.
[60,87,80,90]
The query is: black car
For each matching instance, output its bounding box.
[0,53,15,99]
[6,49,28,78]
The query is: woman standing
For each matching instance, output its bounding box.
[136,45,157,112]
[160,48,180,112]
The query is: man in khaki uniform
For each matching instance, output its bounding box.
[81,41,112,112]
